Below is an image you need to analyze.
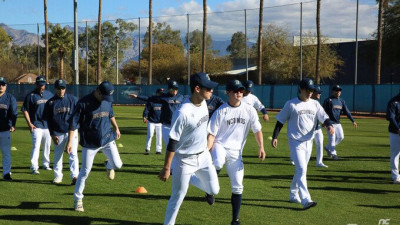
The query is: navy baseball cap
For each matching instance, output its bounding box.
[226,79,245,91]
[55,79,66,89]
[314,86,322,94]
[332,85,342,91]
[98,81,114,102]
[36,76,46,86]
[0,77,7,85]
[190,72,218,90]
[156,88,164,94]
[299,78,316,91]
[244,80,254,92]
[168,79,179,89]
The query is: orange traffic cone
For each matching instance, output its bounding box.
[135,186,148,194]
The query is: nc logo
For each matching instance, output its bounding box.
[378,219,390,225]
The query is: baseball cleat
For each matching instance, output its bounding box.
[290,160,295,165]
[316,163,328,168]
[74,200,84,212]
[331,154,339,160]
[303,201,317,210]
[31,170,40,175]
[324,146,332,157]
[53,177,62,184]
[289,197,301,203]
[145,150,150,155]
[71,177,77,185]
[107,169,115,180]
[42,166,52,171]
[393,179,400,184]
[231,219,241,225]
[205,193,215,205]
[3,173,12,181]
[156,152,162,155]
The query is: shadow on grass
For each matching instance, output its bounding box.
[119,127,147,135]
[272,186,397,194]
[0,215,161,225]
[0,201,63,210]
[357,204,400,209]
[241,202,303,211]
[334,156,389,162]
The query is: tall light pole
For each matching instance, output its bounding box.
[74,0,79,84]
[116,35,119,85]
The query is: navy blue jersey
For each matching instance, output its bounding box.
[136,95,149,102]
[21,89,53,129]
[206,95,225,117]
[323,96,354,124]
[68,92,116,148]
[143,95,162,123]
[386,94,400,134]
[0,92,17,132]
[158,93,186,126]
[45,93,78,136]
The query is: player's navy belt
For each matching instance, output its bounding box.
[190,151,204,156]
[180,151,204,157]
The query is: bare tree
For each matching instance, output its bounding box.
[44,0,49,81]
[376,0,387,84]
[97,0,102,84]
[149,0,153,84]
[315,0,321,84]
[257,0,264,84]
[202,0,207,72]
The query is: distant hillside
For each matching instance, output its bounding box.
[0,23,44,47]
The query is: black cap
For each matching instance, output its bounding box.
[226,79,245,91]
[299,78,316,91]
[168,79,179,89]
[190,72,218,90]
[244,80,254,92]
[36,76,46,86]
[98,81,114,102]
[54,79,66,89]
[0,77,7,85]
[332,85,342,91]
[314,86,322,94]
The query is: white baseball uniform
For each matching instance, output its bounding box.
[242,93,265,112]
[276,97,329,206]
[208,102,262,194]
[164,98,220,225]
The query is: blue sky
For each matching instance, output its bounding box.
[0,0,378,40]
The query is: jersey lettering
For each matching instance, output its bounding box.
[92,111,109,119]
[36,99,48,105]
[297,110,315,115]
[196,115,209,127]
[55,107,70,114]
[0,104,7,110]
[333,105,342,110]
[227,117,246,126]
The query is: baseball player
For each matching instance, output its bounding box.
[207,79,265,225]
[158,73,220,225]
[143,88,164,155]
[386,90,400,184]
[242,80,269,122]
[44,79,79,185]
[206,94,225,117]
[271,78,334,210]
[0,77,17,181]
[66,81,123,212]
[22,75,53,174]
[323,85,357,160]
[311,86,328,168]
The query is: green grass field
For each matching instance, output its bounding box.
[0,106,398,225]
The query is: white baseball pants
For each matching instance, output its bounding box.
[162,124,171,148]
[314,129,324,165]
[288,138,313,206]
[53,130,79,181]
[211,143,244,194]
[146,122,162,153]
[325,123,344,155]
[73,141,123,201]
[389,133,400,181]
[0,131,12,176]
[30,128,51,171]
[164,151,219,225]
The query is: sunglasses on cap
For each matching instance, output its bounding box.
[56,87,66,90]
[200,87,212,92]
[232,89,244,94]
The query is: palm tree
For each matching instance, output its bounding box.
[47,24,73,79]
[315,0,321,84]
[149,0,153,84]
[44,0,49,82]
[97,0,102,84]
[376,0,388,84]
[257,0,264,85]
[202,0,207,72]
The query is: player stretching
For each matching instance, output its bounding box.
[0,77,17,181]
[22,76,53,174]
[272,78,334,210]
[66,81,123,212]
[158,73,220,225]
[242,80,269,122]
[208,79,265,225]
[45,79,79,185]
[311,86,328,168]
[386,90,400,184]
[323,85,357,160]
